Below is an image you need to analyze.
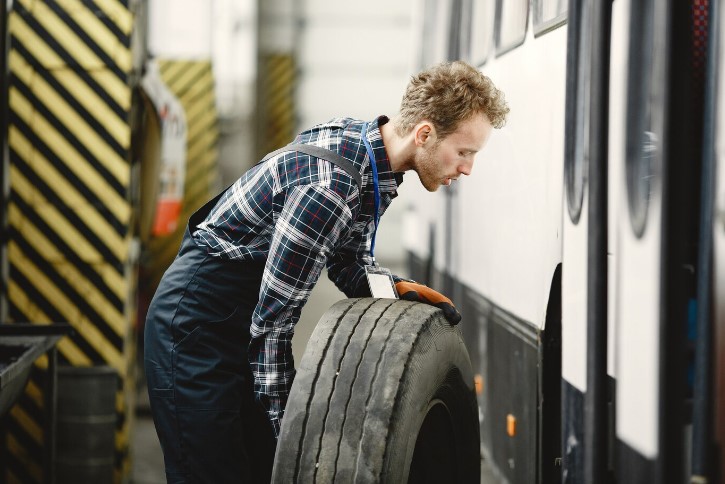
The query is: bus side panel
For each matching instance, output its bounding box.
[458,26,566,329]
[459,283,540,483]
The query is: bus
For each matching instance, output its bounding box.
[402,0,725,482]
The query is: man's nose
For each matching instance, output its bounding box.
[458,161,473,176]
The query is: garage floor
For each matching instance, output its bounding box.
[131,264,501,483]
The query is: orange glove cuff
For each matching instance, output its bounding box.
[394,281,461,324]
[394,281,453,305]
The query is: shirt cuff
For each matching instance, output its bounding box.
[257,393,288,439]
[392,274,416,284]
[268,409,284,439]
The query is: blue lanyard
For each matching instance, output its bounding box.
[361,123,380,262]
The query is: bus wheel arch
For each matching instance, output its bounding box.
[540,263,563,483]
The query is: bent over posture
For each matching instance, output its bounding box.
[144,60,509,483]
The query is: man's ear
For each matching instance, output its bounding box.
[413,121,436,147]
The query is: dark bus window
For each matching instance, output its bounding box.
[533,0,567,36]
[469,0,495,66]
[496,0,528,56]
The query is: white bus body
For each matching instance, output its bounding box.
[405,0,725,482]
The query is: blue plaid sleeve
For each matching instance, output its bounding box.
[326,220,374,297]
[249,184,353,437]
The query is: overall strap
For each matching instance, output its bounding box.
[260,144,363,189]
[189,144,363,230]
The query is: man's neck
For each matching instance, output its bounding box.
[380,120,415,173]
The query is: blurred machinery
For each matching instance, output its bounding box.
[2,1,144,481]
[0,0,226,481]
[0,0,415,481]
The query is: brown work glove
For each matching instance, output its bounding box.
[394,281,462,325]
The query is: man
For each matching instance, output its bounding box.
[144,60,508,483]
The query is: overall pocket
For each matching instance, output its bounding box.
[172,304,253,409]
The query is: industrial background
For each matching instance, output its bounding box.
[0,0,418,482]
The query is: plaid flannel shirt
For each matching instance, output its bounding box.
[192,116,402,436]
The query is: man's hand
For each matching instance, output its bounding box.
[394,281,462,325]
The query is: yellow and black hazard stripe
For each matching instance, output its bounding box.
[141,59,220,291]
[3,364,47,484]
[257,53,296,158]
[4,0,138,482]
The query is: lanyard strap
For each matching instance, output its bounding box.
[361,122,380,262]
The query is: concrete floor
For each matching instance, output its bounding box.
[130,263,500,483]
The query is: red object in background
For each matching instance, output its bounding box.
[152,199,182,236]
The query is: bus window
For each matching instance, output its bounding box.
[625,0,661,238]
[448,0,465,60]
[496,0,528,56]
[533,0,567,36]
[564,0,591,224]
[469,0,495,66]
[421,0,454,67]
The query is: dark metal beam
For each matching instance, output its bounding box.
[584,0,612,482]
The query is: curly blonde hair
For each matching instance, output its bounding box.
[395,61,509,139]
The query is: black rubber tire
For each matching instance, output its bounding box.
[272,298,480,483]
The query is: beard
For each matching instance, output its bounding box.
[415,143,442,192]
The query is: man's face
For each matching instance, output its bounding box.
[414,113,493,192]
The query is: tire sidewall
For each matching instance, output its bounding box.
[382,316,480,483]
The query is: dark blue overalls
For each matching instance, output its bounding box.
[144,197,276,483]
[144,144,362,483]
